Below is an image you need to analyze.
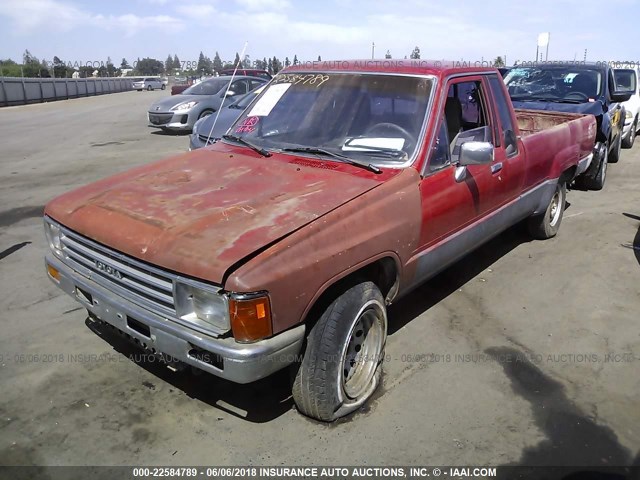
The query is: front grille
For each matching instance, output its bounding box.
[148,113,173,125]
[60,228,176,316]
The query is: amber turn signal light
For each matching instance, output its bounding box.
[229,294,273,343]
[47,264,61,282]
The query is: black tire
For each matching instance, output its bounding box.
[622,118,637,149]
[576,143,608,191]
[198,109,214,120]
[161,84,166,90]
[527,181,566,239]
[147,85,153,91]
[609,133,622,163]
[292,281,387,422]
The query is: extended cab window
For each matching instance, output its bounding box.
[489,75,518,156]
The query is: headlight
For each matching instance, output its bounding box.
[192,116,206,134]
[171,101,198,112]
[626,110,633,120]
[44,218,63,258]
[175,282,230,333]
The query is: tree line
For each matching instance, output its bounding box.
[1,47,506,78]
[0,49,306,78]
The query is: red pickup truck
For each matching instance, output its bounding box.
[44,61,596,422]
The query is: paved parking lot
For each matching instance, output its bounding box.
[0,91,639,468]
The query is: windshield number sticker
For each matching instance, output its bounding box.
[247,83,292,117]
[235,116,260,134]
[273,74,330,87]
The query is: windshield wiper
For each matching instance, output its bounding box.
[222,134,271,157]
[511,95,582,104]
[281,147,382,174]
[544,98,583,104]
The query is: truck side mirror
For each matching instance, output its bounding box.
[458,141,494,166]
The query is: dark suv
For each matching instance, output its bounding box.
[505,62,633,190]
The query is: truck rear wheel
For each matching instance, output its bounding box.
[292,281,387,422]
[527,181,566,239]
[576,143,608,191]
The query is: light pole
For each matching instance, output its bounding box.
[372,42,375,59]
[537,32,550,62]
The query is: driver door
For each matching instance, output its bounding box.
[412,75,505,279]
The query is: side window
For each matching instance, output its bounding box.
[231,80,248,95]
[250,79,264,90]
[489,75,518,156]
[428,119,451,172]
[446,80,492,164]
[449,81,488,127]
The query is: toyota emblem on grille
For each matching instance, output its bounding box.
[155,106,160,110]
[95,260,123,279]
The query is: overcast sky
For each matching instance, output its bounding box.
[0,0,638,67]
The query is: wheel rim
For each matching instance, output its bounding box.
[199,111,212,119]
[341,301,386,399]
[631,124,637,144]
[549,186,563,227]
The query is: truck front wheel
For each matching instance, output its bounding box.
[609,133,622,163]
[292,281,387,422]
[527,181,566,239]
[575,142,608,191]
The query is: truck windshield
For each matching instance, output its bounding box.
[505,67,603,102]
[225,73,433,164]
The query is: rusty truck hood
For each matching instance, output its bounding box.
[44,148,383,284]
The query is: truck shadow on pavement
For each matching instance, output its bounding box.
[82,220,582,425]
[387,224,533,335]
[622,213,640,266]
[489,346,639,478]
[85,318,294,423]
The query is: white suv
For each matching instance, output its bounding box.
[615,66,640,148]
[132,77,165,91]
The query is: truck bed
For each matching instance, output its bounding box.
[515,109,592,137]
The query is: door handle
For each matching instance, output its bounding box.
[491,162,503,174]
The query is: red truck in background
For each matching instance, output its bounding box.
[44,61,596,422]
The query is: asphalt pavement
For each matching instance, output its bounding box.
[0,90,638,468]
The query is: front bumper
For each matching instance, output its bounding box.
[45,254,305,384]
[189,132,206,151]
[148,111,193,131]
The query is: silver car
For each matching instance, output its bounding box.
[147,76,267,132]
[189,86,265,150]
[133,77,165,91]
